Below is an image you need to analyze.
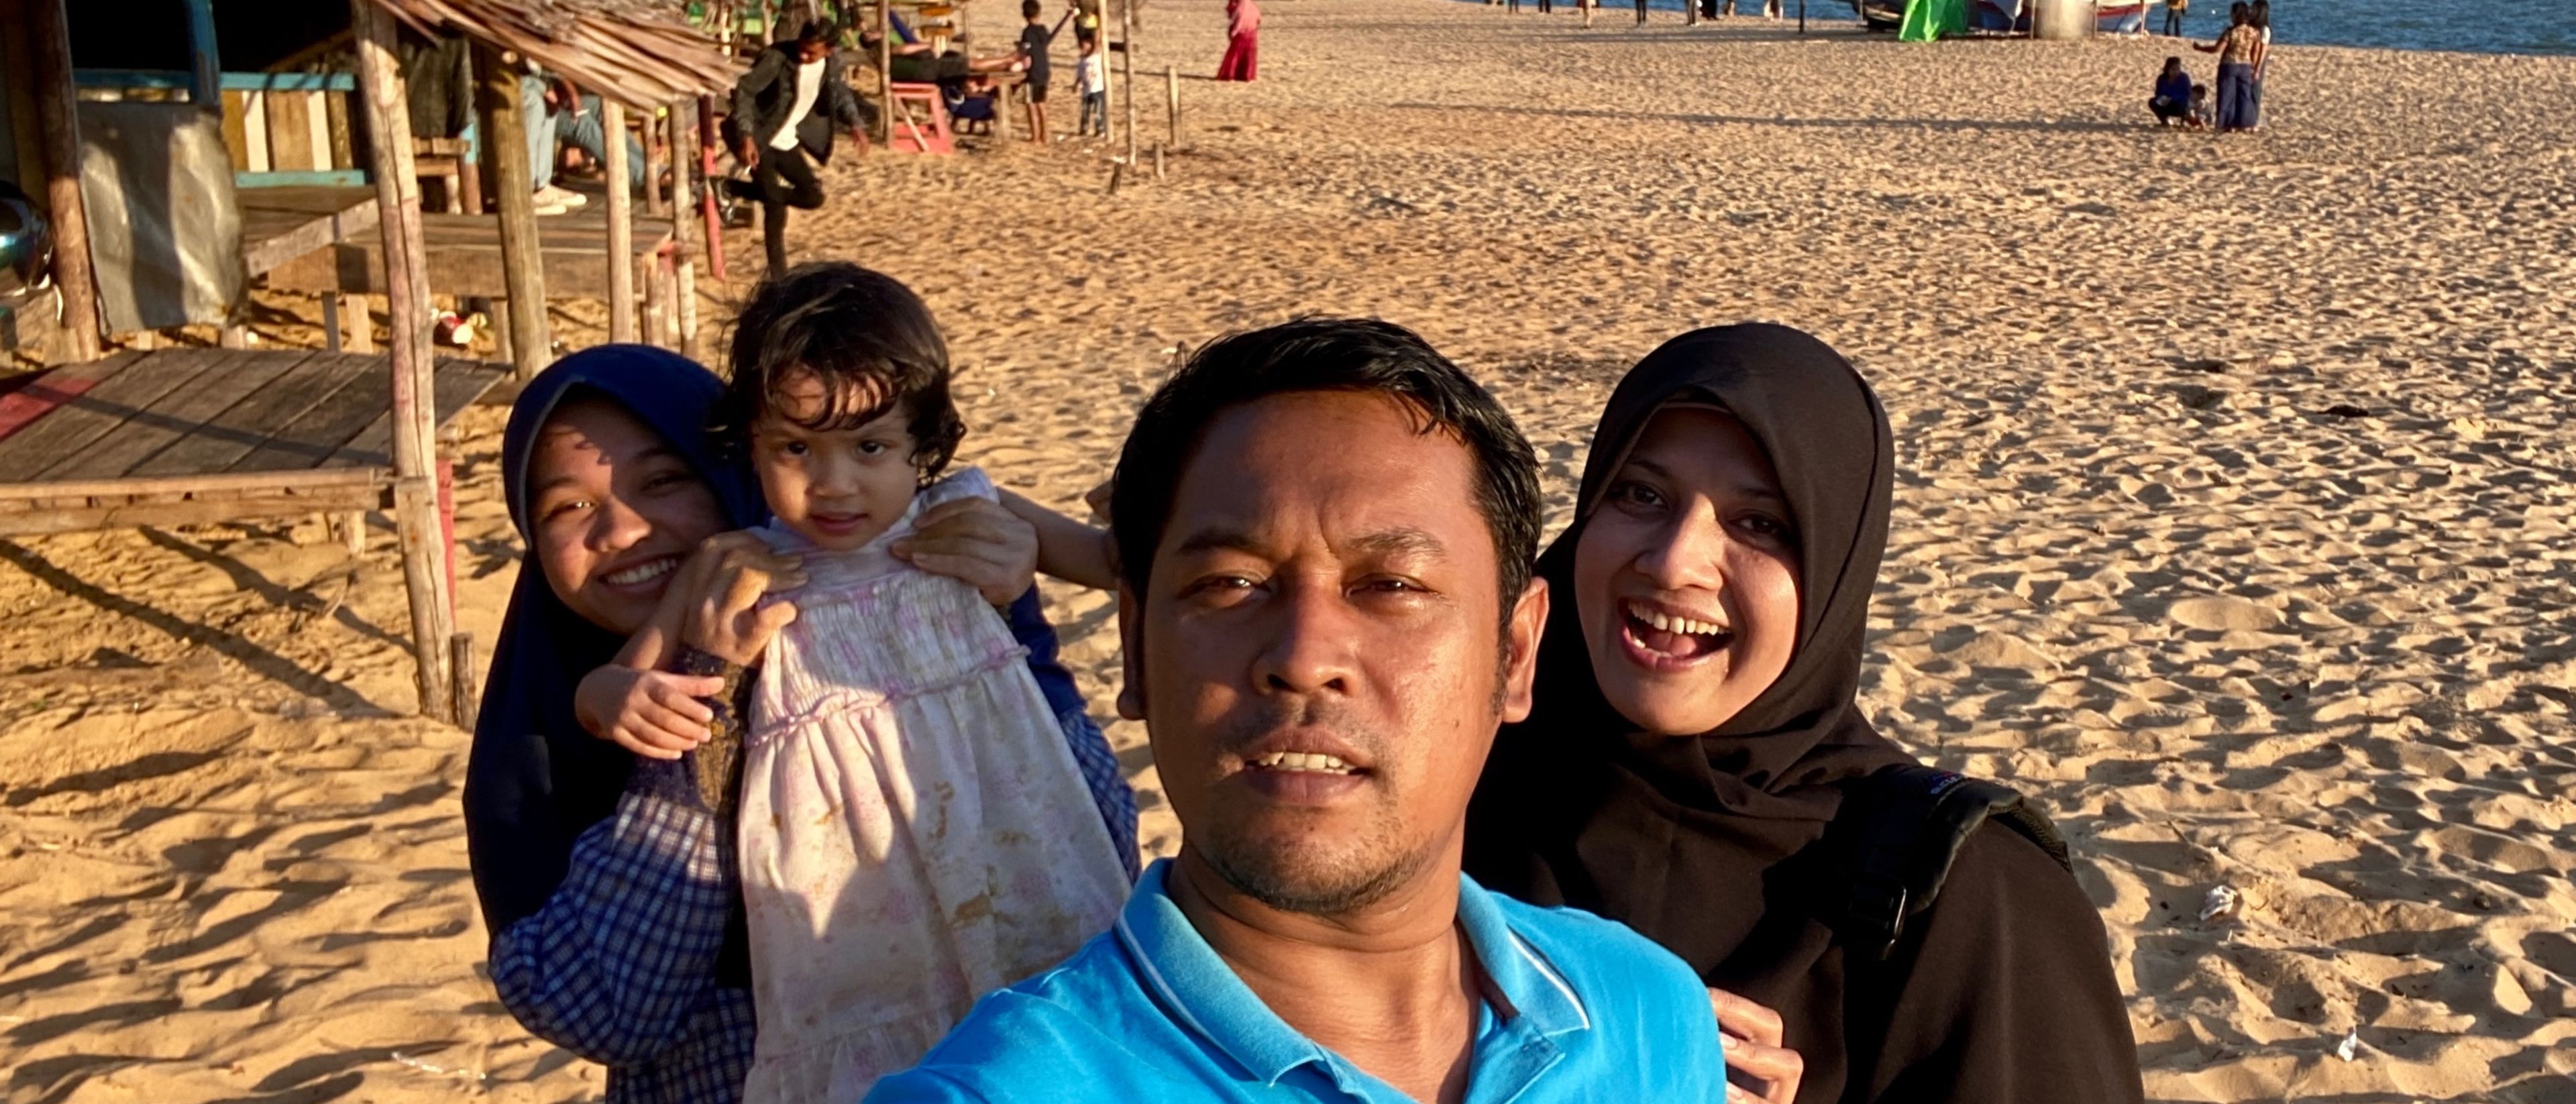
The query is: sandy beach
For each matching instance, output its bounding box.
[4,1,2573,1099]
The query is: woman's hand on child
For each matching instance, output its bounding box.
[892,497,1040,606]
[1709,987,1804,1104]
[578,666,724,759]
[678,533,806,667]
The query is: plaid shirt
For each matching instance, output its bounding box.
[488,677,1136,1102]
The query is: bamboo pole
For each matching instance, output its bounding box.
[642,103,669,217]
[604,99,637,343]
[1165,63,1179,148]
[29,0,101,362]
[476,44,551,378]
[877,0,894,144]
[351,0,457,724]
[1120,1,1138,168]
[696,96,728,284]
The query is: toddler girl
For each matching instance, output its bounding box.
[581,264,1130,1101]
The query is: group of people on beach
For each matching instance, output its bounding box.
[722,2,1259,276]
[2152,0,2271,131]
[464,247,2149,1102]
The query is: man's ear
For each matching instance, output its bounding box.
[1497,576,1548,724]
[1116,583,1148,722]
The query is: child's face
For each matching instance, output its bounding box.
[752,369,922,552]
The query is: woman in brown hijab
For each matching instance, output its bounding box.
[1465,324,2143,1104]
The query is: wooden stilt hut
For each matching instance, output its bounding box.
[0,0,737,727]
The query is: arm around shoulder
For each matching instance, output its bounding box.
[1860,823,2145,1104]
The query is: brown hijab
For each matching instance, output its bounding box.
[1466,324,2142,1104]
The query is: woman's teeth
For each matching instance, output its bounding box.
[603,558,678,586]
[1251,751,1356,775]
[1624,600,1724,637]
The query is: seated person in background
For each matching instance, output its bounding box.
[2189,82,2215,129]
[2151,56,2194,125]
[865,319,1730,1103]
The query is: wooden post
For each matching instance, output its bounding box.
[449,632,480,730]
[696,96,728,284]
[30,0,101,363]
[876,0,894,145]
[642,257,667,349]
[677,257,699,360]
[1120,0,1138,165]
[604,99,637,343]
[184,0,221,107]
[341,294,376,352]
[641,104,669,217]
[1165,64,1179,149]
[475,44,551,378]
[351,0,458,724]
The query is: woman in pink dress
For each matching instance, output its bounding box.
[1216,0,1260,81]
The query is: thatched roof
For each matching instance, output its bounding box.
[372,0,739,108]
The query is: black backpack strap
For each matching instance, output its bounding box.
[1817,764,2072,961]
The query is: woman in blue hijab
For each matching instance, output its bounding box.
[466,345,1133,1102]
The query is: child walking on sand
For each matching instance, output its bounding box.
[580,264,1130,1101]
[1075,32,1108,137]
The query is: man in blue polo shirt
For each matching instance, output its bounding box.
[867,319,1727,1103]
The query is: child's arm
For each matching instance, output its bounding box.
[998,488,1117,592]
[576,614,724,760]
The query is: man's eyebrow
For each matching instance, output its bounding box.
[1173,528,1262,557]
[1344,527,1448,560]
[1169,526,1448,559]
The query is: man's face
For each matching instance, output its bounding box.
[1119,391,1547,916]
[798,38,831,64]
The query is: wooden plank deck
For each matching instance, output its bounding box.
[0,348,506,535]
[260,206,678,301]
[239,186,381,278]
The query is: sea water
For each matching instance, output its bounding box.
[1596,0,2576,56]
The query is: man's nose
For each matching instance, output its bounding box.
[1249,581,1358,698]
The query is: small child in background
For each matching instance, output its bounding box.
[2189,82,2214,129]
[1017,0,1056,143]
[1075,32,1108,138]
[2151,56,2194,126]
[581,264,1131,1101]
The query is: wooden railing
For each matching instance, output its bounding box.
[70,70,366,189]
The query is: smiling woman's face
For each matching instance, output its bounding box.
[527,398,729,635]
[1572,405,1802,736]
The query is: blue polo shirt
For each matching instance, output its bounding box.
[866,860,1725,1103]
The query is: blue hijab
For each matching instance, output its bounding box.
[464,345,765,937]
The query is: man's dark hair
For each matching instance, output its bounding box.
[794,19,833,46]
[714,262,965,481]
[1109,318,1542,618]
[1022,0,1043,18]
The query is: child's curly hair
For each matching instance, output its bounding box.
[712,262,966,483]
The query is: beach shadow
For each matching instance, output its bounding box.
[0,541,389,714]
[136,528,409,653]
[1389,99,2141,133]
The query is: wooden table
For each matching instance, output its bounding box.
[0,347,504,537]
[259,207,677,302]
[239,186,382,278]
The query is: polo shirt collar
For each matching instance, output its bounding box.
[1112,860,1595,1092]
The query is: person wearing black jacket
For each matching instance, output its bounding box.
[1464,325,2146,1104]
[727,22,873,273]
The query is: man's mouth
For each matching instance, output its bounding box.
[600,555,682,589]
[1619,597,1733,664]
[1246,751,1359,776]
